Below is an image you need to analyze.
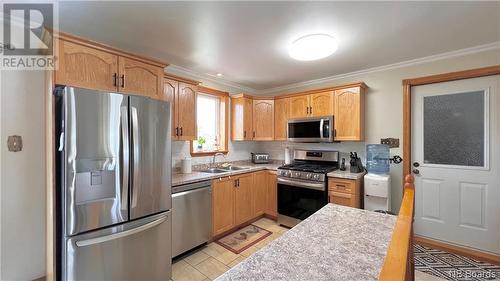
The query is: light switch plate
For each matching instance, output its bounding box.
[7,135,23,152]
[381,138,399,148]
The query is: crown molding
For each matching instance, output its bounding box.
[258,41,500,95]
[165,64,256,94]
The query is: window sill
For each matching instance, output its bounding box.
[190,150,229,157]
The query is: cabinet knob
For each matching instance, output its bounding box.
[113,73,117,86]
[180,127,183,136]
[120,74,125,87]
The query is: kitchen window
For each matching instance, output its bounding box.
[190,86,229,156]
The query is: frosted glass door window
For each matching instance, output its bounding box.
[423,91,485,167]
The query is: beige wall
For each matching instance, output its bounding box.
[0,70,46,280]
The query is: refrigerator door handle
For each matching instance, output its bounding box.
[131,106,140,208]
[120,106,129,212]
[75,215,167,247]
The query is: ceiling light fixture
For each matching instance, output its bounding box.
[216,73,223,77]
[289,34,338,61]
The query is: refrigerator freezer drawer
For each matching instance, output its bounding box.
[64,212,172,281]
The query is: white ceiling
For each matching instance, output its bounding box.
[58,1,500,91]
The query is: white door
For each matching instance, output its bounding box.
[412,75,500,254]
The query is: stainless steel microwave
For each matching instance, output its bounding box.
[287,116,334,143]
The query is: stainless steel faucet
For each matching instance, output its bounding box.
[212,152,225,167]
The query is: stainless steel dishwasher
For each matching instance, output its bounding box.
[172,180,212,258]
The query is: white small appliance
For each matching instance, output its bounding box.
[364,173,391,212]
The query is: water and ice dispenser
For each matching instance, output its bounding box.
[364,144,391,212]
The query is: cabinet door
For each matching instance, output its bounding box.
[212,178,235,236]
[289,95,310,118]
[334,87,364,141]
[329,191,356,207]
[56,40,118,92]
[243,98,253,140]
[177,83,197,141]
[253,100,274,140]
[234,173,254,225]
[163,78,178,139]
[265,171,277,217]
[310,91,334,117]
[252,171,268,217]
[118,57,163,98]
[274,98,290,140]
[231,97,245,141]
[231,97,253,141]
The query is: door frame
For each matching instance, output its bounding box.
[402,65,500,264]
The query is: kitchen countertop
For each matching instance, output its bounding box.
[216,203,396,281]
[327,169,366,180]
[172,161,283,186]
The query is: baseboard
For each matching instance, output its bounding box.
[415,236,500,265]
[32,277,46,281]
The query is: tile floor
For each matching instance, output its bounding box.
[171,218,288,281]
[171,217,445,281]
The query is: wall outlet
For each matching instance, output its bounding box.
[381,138,399,148]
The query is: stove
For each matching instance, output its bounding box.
[277,150,339,227]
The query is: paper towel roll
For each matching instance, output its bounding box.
[181,157,192,174]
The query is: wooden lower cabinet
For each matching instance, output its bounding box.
[212,177,235,236]
[212,170,278,237]
[234,173,255,225]
[328,177,363,208]
[253,171,268,216]
[265,171,278,217]
[329,192,356,207]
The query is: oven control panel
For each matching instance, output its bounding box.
[277,169,326,182]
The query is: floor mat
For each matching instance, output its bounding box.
[215,224,272,254]
[414,244,500,281]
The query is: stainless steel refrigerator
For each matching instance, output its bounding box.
[54,86,172,281]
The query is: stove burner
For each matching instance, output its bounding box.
[279,163,338,173]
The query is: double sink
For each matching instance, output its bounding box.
[200,166,249,174]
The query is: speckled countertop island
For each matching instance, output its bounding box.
[216,204,397,281]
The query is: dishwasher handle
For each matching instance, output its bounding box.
[173,185,211,198]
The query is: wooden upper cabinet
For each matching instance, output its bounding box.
[274,98,290,140]
[56,40,118,91]
[334,86,365,141]
[231,96,253,141]
[118,57,163,98]
[289,95,310,119]
[310,91,334,117]
[55,34,167,99]
[212,177,235,236]
[177,83,197,141]
[252,171,268,217]
[163,78,178,139]
[253,99,274,140]
[234,173,254,225]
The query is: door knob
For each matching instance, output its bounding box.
[412,169,420,174]
[413,162,420,167]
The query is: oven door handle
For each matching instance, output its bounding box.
[277,177,325,191]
